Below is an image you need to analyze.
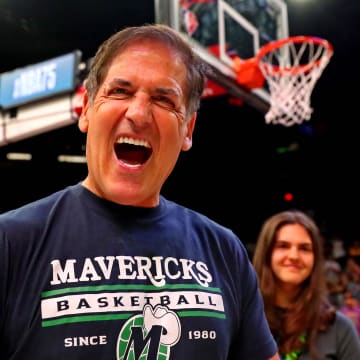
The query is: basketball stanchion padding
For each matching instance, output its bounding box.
[233,36,334,126]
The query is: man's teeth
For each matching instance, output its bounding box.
[116,137,150,148]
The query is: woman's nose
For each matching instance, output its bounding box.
[288,246,300,258]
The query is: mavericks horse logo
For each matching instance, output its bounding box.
[117,304,181,360]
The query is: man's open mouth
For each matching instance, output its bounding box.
[114,137,152,166]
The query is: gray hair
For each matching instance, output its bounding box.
[85,23,210,117]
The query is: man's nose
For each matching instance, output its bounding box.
[125,94,152,126]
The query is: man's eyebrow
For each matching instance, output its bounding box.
[106,78,182,97]
[107,78,131,87]
[154,87,180,97]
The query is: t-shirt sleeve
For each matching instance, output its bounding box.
[335,311,360,359]
[0,223,11,340]
[228,236,278,359]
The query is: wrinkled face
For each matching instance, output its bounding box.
[78,39,196,207]
[271,224,314,289]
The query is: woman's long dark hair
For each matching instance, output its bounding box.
[253,210,336,360]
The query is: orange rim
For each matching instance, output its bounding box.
[256,35,334,75]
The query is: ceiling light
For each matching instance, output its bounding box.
[6,152,32,161]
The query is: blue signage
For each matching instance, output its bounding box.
[0,50,82,109]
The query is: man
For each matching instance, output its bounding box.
[0,24,279,359]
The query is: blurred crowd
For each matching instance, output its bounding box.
[324,238,360,335]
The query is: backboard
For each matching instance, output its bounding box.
[154,0,289,113]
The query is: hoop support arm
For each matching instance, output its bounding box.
[206,64,270,114]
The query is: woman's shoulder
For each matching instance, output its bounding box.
[329,310,359,340]
[334,309,358,329]
[333,310,360,350]
[309,310,360,360]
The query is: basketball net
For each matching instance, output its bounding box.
[234,36,334,127]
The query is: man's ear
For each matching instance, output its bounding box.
[78,90,90,133]
[181,112,197,151]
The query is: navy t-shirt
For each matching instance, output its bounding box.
[0,184,277,359]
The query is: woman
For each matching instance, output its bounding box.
[253,210,360,360]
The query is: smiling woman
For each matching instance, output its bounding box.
[253,210,360,360]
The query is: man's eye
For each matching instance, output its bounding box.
[106,87,129,98]
[153,96,176,109]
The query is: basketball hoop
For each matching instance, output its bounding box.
[234,36,334,126]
